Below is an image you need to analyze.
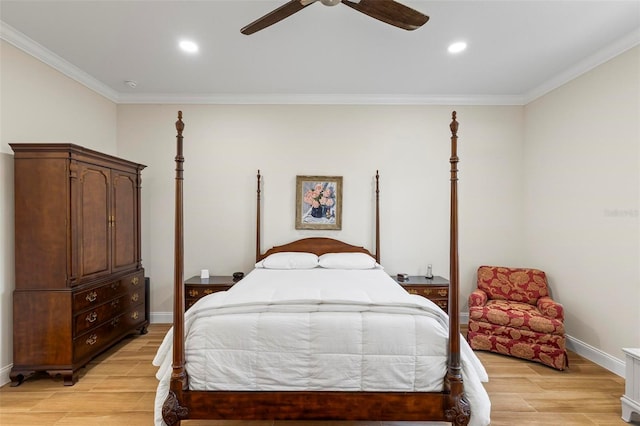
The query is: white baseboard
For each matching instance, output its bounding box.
[0,363,11,387]
[566,335,625,377]
[150,311,173,324]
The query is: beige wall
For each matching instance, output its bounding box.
[116,104,525,317]
[524,46,640,362]
[0,40,118,383]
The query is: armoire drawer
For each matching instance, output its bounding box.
[73,314,127,360]
[123,305,147,329]
[73,280,127,311]
[123,271,144,292]
[73,294,128,335]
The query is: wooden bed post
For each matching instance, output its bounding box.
[256,170,261,262]
[163,111,189,425]
[375,170,380,263]
[444,111,470,425]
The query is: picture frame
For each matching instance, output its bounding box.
[295,175,343,230]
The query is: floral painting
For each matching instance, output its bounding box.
[295,175,342,230]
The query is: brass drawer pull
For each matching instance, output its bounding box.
[85,291,97,303]
[131,293,139,302]
[203,289,214,295]
[438,290,448,297]
[188,289,199,297]
[86,334,98,346]
[86,312,98,323]
[131,311,139,320]
[111,299,120,308]
[408,289,417,295]
[110,318,120,327]
[131,276,139,286]
[111,282,120,290]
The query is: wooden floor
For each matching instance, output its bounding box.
[0,323,635,426]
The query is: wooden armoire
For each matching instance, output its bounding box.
[9,143,147,386]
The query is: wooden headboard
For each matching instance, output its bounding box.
[257,237,375,261]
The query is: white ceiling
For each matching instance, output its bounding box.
[1,0,639,105]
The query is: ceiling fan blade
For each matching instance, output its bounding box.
[241,0,314,35]
[341,0,429,30]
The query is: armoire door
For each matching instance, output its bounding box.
[76,162,111,280]
[111,170,139,273]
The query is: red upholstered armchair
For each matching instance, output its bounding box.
[467,265,567,370]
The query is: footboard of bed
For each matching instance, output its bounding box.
[164,389,470,424]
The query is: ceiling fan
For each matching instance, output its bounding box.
[240,0,429,35]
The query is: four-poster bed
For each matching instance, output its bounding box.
[154,111,490,426]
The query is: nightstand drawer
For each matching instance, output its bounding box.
[393,275,450,314]
[186,284,233,299]
[184,275,237,311]
[404,285,448,298]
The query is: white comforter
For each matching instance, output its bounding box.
[153,268,491,426]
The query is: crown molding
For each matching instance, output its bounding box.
[524,28,640,104]
[0,21,120,103]
[116,92,525,106]
[2,19,637,107]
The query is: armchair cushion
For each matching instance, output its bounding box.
[469,299,565,335]
[477,265,548,305]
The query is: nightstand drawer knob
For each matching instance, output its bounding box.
[189,289,199,297]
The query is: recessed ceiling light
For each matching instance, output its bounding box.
[448,41,467,54]
[179,40,199,54]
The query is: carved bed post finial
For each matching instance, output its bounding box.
[176,111,184,136]
[450,111,458,136]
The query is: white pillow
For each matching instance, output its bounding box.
[255,252,319,269]
[318,252,378,270]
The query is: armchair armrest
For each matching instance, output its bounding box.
[469,289,488,307]
[537,296,564,320]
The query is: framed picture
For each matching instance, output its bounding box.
[295,175,342,230]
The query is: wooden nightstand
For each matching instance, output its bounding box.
[184,275,237,311]
[393,275,450,313]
